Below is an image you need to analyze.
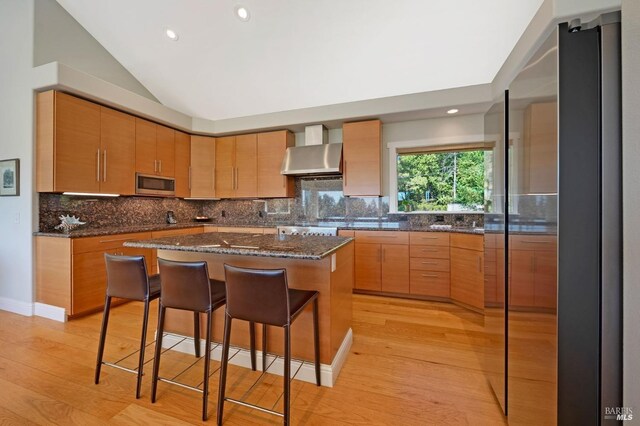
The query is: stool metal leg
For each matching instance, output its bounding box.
[262,323,268,372]
[217,314,233,426]
[94,295,112,385]
[249,321,256,371]
[202,310,213,421]
[135,298,151,399]
[151,304,166,403]
[194,311,201,358]
[313,298,321,386]
[284,325,291,426]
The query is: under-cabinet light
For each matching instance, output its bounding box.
[62,192,120,197]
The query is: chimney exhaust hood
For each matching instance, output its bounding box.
[281,125,342,175]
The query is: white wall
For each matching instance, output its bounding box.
[34,0,157,102]
[622,0,640,413]
[0,0,36,314]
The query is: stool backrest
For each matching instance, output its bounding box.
[223,264,290,327]
[104,254,150,301]
[158,258,212,312]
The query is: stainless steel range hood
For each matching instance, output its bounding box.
[281,125,342,175]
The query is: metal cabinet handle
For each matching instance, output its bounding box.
[421,274,439,278]
[154,159,157,173]
[212,169,215,190]
[478,256,482,272]
[344,161,347,187]
[235,167,239,190]
[96,149,101,182]
[421,261,438,265]
[103,150,107,182]
[421,248,438,252]
[159,160,162,173]
[188,166,192,189]
[231,168,235,190]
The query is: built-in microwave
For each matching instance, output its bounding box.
[135,173,176,197]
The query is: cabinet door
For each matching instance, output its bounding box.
[450,247,484,310]
[190,136,215,198]
[257,131,294,198]
[54,92,101,193]
[510,249,535,307]
[381,244,409,293]
[120,247,154,275]
[100,107,135,195]
[174,131,191,198]
[343,120,381,196]
[156,125,175,177]
[354,243,381,291]
[525,102,557,194]
[135,118,157,175]
[73,250,109,315]
[215,136,235,198]
[234,134,257,198]
[534,250,557,309]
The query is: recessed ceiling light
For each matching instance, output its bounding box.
[447,108,459,114]
[235,6,250,21]
[165,28,179,41]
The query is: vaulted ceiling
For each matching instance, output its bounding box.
[56,0,543,121]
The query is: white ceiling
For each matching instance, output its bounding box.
[56,0,543,121]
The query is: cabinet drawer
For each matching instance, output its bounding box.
[511,235,557,251]
[409,232,449,246]
[202,226,218,233]
[262,228,277,235]
[410,258,450,272]
[151,227,203,238]
[410,271,450,298]
[450,233,484,251]
[353,230,408,245]
[73,232,152,254]
[409,245,449,259]
[338,230,355,237]
[217,227,265,234]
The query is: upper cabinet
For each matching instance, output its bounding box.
[215,134,258,198]
[135,118,175,177]
[190,135,216,198]
[36,91,135,195]
[342,120,382,196]
[174,131,191,198]
[257,130,295,198]
[523,102,557,194]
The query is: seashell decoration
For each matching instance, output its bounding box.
[55,215,86,233]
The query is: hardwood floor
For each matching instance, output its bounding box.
[0,295,506,425]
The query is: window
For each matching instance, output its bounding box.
[396,149,485,212]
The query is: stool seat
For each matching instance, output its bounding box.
[289,288,319,320]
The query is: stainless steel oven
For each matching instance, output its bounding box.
[135,173,176,196]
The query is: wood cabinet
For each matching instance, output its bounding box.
[257,130,295,198]
[149,227,204,274]
[450,234,484,311]
[215,135,258,198]
[190,135,216,198]
[409,232,450,298]
[36,232,154,318]
[510,235,557,309]
[483,233,505,306]
[135,118,175,177]
[523,102,557,194]
[36,91,135,195]
[174,131,191,198]
[354,231,409,293]
[342,120,382,196]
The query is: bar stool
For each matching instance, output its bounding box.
[217,264,321,426]
[95,254,202,399]
[150,258,228,421]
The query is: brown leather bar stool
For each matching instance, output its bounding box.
[217,264,320,426]
[151,258,230,421]
[95,254,202,399]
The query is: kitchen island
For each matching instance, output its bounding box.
[125,232,354,386]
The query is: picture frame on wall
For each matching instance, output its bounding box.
[0,158,20,196]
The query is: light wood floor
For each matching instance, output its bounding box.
[0,295,507,425]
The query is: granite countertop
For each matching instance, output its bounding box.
[124,232,354,260]
[33,221,485,238]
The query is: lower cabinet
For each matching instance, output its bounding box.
[450,234,484,311]
[510,235,557,309]
[352,231,409,293]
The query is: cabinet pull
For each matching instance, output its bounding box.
[212,169,215,190]
[344,161,347,187]
[154,159,157,173]
[421,261,438,265]
[231,168,234,190]
[521,240,550,244]
[103,150,107,182]
[421,248,438,252]
[159,160,162,173]
[420,236,439,240]
[188,166,192,189]
[382,248,386,262]
[421,274,439,278]
[235,167,239,190]
[478,256,482,272]
[96,149,101,182]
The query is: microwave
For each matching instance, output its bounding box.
[135,173,176,197]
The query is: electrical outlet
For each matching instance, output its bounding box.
[221,210,226,218]
[435,215,444,222]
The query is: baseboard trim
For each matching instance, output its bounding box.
[34,303,67,322]
[160,328,353,388]
[0,297,33,317]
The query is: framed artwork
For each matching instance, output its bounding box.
[0,159,20,196]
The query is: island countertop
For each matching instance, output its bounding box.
[123,232,353,260]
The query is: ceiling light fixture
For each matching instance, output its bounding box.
[235,6,250,21]
[165,28,179,41]
[447,108,459,114]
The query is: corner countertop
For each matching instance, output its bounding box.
[124,232,354,260]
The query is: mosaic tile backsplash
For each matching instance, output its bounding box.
[39,177,483,231]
